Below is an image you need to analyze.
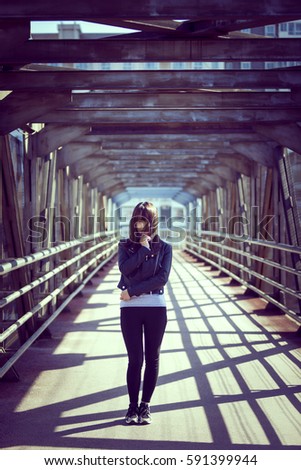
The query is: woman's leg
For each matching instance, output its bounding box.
[142,307,167,403]
[120,308,144,405]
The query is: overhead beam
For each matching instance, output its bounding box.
[0,19,30,51]
[78,132,268,142]
[209,165,238,182]
[89,18,179,33]
[92,170,209,180]
[97,178,125,193]
[87,168,213,188]
[0,91,70,135]
[183,181,211,196]
[74,161,216,180]
[176,16,300,37]
[56,143,102,169]
[198,174,222,190]
[108,161,215,168]
[34,109,301,125]
[89,176,207,190]
[109,184,127,199]
[231,141,277,167]
[215,153,252,176]
[69,91,301,110]
[78,140,230,150]
[70,157,109,178]
[88,125,267,135]
[83,148,230,157]
[30,124,90,158]
[70,154,216,167]
[2,38,301,64]
[1,0,300,20]
[66,157,218,173]
[253,123,301,155]
[0,70,300,91]
[68,161,215,177]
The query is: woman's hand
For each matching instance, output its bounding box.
[140,234,151,249]
[120,289,131,301]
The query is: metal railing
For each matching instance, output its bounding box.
[185,230,301,325]
[0,230,118,378]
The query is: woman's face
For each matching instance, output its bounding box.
[135,219,149,235]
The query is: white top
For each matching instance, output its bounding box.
[120,292,166,308]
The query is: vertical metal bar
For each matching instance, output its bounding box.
[0,135,35,341]
[276,146,301,314]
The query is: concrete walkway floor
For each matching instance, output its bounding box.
[0,250,301,450]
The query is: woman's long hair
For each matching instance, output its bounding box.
[129,201,159,244]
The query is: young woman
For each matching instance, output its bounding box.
[118,201,173,424]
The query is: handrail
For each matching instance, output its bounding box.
[186,244,299,322]
[0,242,117,343]
[0,238,113,309]
[0,231,119,378]
[0,230,116,276]
[193,237,301,277]
[186,241,301,300]
[185,232,301,325]
[0,249,117,379]
[197,230,301,255]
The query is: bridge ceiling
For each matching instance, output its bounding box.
[1,0,301,203]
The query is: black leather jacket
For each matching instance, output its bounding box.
[117,238,172,297]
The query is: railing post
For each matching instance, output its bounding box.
[0,135,35,342]
[276,146,301,315]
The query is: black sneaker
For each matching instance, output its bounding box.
[139,403,152,424]
[125,404,139,424]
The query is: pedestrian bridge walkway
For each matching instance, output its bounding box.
[0,250,301,450]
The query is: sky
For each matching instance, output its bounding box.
[30,21,137,34]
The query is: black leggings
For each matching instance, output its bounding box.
[120,306,167,405]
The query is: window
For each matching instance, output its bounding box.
[77,63,88,70]
[280,23,288,32]
[266,25,275,36]
[241,62,251,69]
[194,62,203,69]
[287,21,301,35]
[145,62,157,69]
[173,62,184,69]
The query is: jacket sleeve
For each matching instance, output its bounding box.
[118,242,150,277]
[127,244,172,297]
